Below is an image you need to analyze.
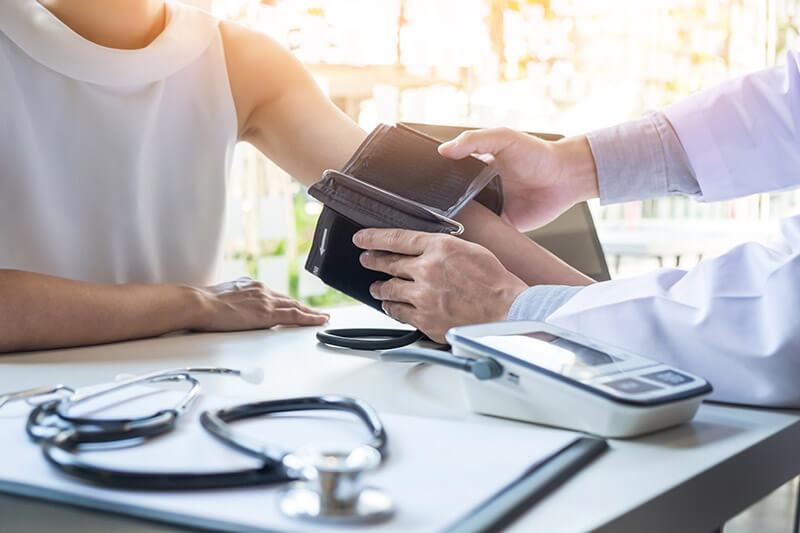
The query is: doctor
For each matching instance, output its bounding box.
[355,51,800,407]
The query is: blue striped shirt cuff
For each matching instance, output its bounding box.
[586,111,700,204]
[507,285,584,321]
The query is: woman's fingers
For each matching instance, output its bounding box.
[229,282,327,315]
[265,288,292,299]
[269,296,326,314]
[268,307,329,326]
[280,297,329,318]
[202,278,330,330]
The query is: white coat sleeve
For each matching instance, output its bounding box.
[546,216,800,407]
[538,52,800,407]
[663,50,800,201]
[511,52,800,406]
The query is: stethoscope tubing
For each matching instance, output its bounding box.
[201,395,388,464]
[25,374,202,445]
[26,400,179,444]
[316,328,425,350]
[40,429,292,491]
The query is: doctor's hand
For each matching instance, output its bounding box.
[353,229,529,343]
[194,277,329,332]
[439,128,599,231]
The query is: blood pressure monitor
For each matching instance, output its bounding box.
[383,321,712,438]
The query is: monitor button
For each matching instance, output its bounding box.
[603,377,661,394]
[642,370,693,387]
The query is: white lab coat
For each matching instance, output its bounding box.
[548,51,800,407]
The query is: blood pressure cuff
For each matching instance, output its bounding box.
[304,122,503,312]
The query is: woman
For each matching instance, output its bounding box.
[0,0,587,352]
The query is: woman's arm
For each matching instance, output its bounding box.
[456,202,593,287]
[0,270,327,353]
[220,22,365,186]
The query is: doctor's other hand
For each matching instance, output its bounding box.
[439,128,599,231]
[353,229,529,343]
[193,277,329,332]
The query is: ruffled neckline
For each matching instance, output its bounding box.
[0,0,217,86]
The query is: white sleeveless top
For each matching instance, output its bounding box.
[0,0,237,285]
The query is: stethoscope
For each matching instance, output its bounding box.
[4,367,394,523]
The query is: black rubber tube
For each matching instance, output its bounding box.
[316,328,424,350]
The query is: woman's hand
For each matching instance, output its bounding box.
[353,229,529,343]
[194,277,329,331]
[439,128,599,231]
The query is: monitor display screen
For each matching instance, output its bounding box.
[475,332,621,380]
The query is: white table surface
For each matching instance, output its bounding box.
[1,305,799,533]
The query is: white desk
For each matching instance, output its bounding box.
[1,305,799,533]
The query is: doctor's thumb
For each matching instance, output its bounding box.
[438,128,518,160]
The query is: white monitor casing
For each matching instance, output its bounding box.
[447,321,711,439]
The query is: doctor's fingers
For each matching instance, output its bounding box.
[359,251,417,279]
[382,302,446,343]
[353,228,432,255]
[438,127,519,159]
[369,278,420,304]
[381,301,417,326]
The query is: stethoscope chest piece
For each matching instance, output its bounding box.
[278,446,394,523]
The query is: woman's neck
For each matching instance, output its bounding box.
[38,0,167,50]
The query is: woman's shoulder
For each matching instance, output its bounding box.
[218,19,317,139]
[218,20,304,90]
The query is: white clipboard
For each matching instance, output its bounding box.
[0,387,585,532]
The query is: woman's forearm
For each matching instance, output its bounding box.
[0,269,201,353]
[457,202,594,287]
